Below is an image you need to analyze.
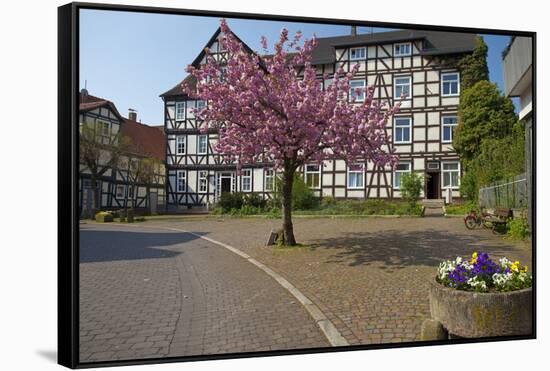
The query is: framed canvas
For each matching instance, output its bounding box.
[58,2,536,368]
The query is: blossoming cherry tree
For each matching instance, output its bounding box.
[184,19,399,245]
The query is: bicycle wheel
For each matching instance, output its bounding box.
[464,216,478,229]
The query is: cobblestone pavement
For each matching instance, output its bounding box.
[79,224,329,363]
[147,216,532,346]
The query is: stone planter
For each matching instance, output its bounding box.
[428,279,532,338]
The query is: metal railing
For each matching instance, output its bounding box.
[478,174,527,209]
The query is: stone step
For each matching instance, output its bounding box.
[422,199,445,208]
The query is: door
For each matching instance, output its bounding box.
[426,172,440,199]
[221,177,231,193]
[149,192,158,214]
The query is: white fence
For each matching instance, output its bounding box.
[478,174,527,209]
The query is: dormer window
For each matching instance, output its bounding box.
[350,47,366,61]
[394,42,412,56]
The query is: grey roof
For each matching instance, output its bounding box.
[311,29,477,64]
[161,29,476,98]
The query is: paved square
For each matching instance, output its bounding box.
[146,216,532,345]
[79,224,329,363]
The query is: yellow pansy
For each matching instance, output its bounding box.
[470,252,478,264]
[511,261,520,273]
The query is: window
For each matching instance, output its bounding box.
[242,169,252,192]
[97,120,110,136]
[442,116,458,143]
[176,136,186,155]
[305,164,321,189]
[175,102,185,120]
[347,164,364,189]
[177,170,186,192]
[219,66,227,81]
[442,162,460,188]
[115,185,125,199]
[198,135,208,154]
[349,80,366,102]
[441,72,460,96]
[350,47,366,60]
[197,100,206,110]
[394,42,412,56]
[393,162,411,189]
[394,117,412,144]
[265,169,275,191]
[394,76,411,99]
[199,171,208,193]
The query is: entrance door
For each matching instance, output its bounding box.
[426,172,440,199]
[221,177,232,193]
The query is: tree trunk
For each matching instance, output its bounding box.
[146,186,151,216]
[90,176,100,219]
[281,167,297,246]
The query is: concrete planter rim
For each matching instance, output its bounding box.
[430,277,532,295]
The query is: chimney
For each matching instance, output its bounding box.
[351,25,357,36]
[128,108,137,122]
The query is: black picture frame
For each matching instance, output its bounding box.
[58,2,536,368]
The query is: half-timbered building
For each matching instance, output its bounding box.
[79,90,166,216]
[161,28,476,210]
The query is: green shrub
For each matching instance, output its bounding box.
[459,170,479,202]
[321,196,337,207]
[273,173,319,210]
[507,215,530,240]
[400,172,424,208]
[245,193,267,209]
[218,192,245,212]
[445,201,478,215]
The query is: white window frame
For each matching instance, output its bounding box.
[394,75,411,99]
[96,119,110,136]
[347,164,365,189]
[394,42,412,56]
[350,47,366,61]
[198,171,208,193]
[176,136,186,155]
[241,169,252,192]
[177,170,186,193]
[198,135,208,155]
[305,164,321,189]
[441,72,460,97]
[175,101,186,120]
[393,117,412,144]
[264,169,275,192]
[442,115,458,143]
[115,184,125,199]
[393,162,411,189]
[196,100,206,110]
[442,161,460,189]
[349,80,366,102]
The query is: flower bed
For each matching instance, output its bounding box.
[437,252,532,293]
[424,252,533,338]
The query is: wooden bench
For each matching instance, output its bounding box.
[482,207,512,233]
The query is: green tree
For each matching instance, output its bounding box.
[137,157,162,215]
[79,123,128,218]
[460,122,525,201]
[400,172,423,209]
[457,36,489,90]
[453,80,517,163]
